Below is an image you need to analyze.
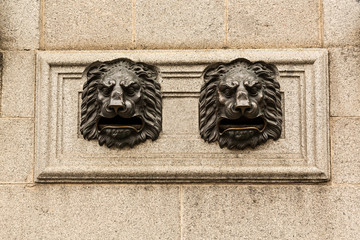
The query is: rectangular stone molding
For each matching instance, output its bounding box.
[35,49,329,183]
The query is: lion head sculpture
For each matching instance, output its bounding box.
[199,58,282,149]
[80,58,162,148]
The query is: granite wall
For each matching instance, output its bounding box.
[0,0,359,239]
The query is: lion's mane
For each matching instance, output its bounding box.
[80,58,162,148]
[199,58,282,149]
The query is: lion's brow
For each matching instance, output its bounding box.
[245,79,260,87]
[98,82,113,88]
[219,82,238,89]
[120,81,138,87]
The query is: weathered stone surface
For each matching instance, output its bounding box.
[323,0,360,47]
[330,48,360,116]
[0,119,33,183]
[183,185,360,240]
[228,0,320,48]
[0,0,40,50]
[35,50,329,183]
[1,51,35,117]
[136,0,224,49]
[331,117,360,183]
[0,185,180,239]
[43,0,132,50]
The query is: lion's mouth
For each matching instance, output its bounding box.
[97,115,144,133]
[218,116,266,135]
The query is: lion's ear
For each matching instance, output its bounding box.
[81,61,104,83]
[253,61,280,83]
[138,62,159,73]
[201,63,226,84]
[134,62,161,82]
[261,62,279,80]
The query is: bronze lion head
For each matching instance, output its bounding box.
[80,58,162,148]
[199,58,282,149]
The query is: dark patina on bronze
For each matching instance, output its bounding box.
[199,58,282,149]
[80,58,162,148]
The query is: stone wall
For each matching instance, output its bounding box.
[0,0,359,239]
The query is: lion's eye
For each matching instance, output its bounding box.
[248,86,260,96]
[100,87,112,96]
[126,86,139,96]
[126,87,135,95]
[125,84,140,96]
[222,88,234,97]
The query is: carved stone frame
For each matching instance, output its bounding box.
[35,49,329,183]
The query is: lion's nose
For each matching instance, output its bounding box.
[234,102,251,115]
[109,90,125,112]
[234,90,251,115]
[109,100,125,113]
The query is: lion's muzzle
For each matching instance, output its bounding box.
[97,115,144,133]
[108,85,126,113]
[218,116,266,135]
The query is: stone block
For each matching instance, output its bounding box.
[0,185,180,239]
[330,48,360,116]
[0,0,40,50]
[136,0,224,49]
[323,0,360,47]
[43,0,132,50]
[34,49,329,183]
[331,117,360,183]
[1,51,35,117]
[0,119,33,183]
[228,0,320,48]
[182,185,360,240]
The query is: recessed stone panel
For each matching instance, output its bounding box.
[35,49,329,182]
